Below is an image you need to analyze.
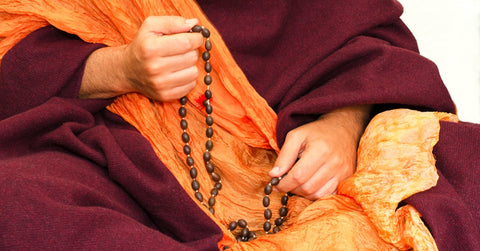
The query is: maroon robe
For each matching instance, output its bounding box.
[0,0,478,250]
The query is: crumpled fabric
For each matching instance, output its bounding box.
[0,0,458,249]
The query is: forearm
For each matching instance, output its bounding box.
[80,45,131,99]
[318,104,373,144]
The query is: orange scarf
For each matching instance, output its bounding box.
[0,1,457,250]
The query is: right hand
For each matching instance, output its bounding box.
[122,16,204,101]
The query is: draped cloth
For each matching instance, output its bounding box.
[0,0,471,250]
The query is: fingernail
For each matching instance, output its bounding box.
[269,166,280,176]
[185,18,198,27]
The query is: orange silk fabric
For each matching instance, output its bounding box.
[0,1,458,250]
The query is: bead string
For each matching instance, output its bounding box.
[179,25,290,243]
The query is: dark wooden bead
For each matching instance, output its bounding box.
[205,61,212,73]
[279,207,288,217]
[191,180,200,191]
[208,196,216,207]
[211,172,221,182]
[211,188,218,196]
[273,226,280,233]
[228,221,238,231]
[275,217,284,226]
[205,139,213,150]
[206,116,214,126]
[206,127,214,138]
[205,89,212,99]
[178,107,187,118]
[263,221,272,232]
[205,40,212,51]
[281,195,289,205]
[195,191,203,202]
[237,219,247,228]
[263,196,270,207]
[186,156,194,166]
[182,132,190,143]
[235,236,242,242]
[270,177,280,186]
[201,27,210,38]
[183,145,191,155]
[209,207,215,215]
[264,184,273,195]
[223,246,230,250]
[190,167,198,179]
[248,232,256,241]
[204,75,212,85]
[264,209,272,219]
[180,119,188,130]
[205,162,214,173]
[180,96,187,105]
[192,25,203,33]
[214,182,222,190]
[205,104,212,114]
[240,228,249,238]
[202,51,210,61]
[202,99,209,107]
[203,151,211,162]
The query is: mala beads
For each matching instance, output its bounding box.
[178,25,290,242]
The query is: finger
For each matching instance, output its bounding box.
[275,149,327,193]
[152,80,197,102]
[143,16,198,35]
[304,177,338,200]
[269,134,305,177]
[155,32,204,57]
[289,160,335,198]
[151,50,199,74]
[150,66,199,98]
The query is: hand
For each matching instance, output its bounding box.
[269,105,371,200]
[80,16,204,101]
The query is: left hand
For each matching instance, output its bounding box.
[269,105,372,200]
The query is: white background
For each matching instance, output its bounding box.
[399,0,480,123]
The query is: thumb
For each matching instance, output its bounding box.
[142,16,199,35]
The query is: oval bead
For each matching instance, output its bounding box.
[186,156,194,166]
[263,196,270,207]
[279,207,288,217]
[183,145,191,155]
[190,167,197,179]
[203,151,211,162]
[270,177,280,186]
[178,107,187,118]
[211,188,218,196]
[264,184,273,195]
[237,219,247,228]
[275,217,284,226]
[191,25,203,32]
[180,119,188,130]
[202,51,210,61]
[240,228,249,238]
[206,127,214,138]
[201,28,211,38]
[205,104,212,114]
[205,89,212,99]
[211,172,221,182]
[205,139,213,150]
[264,209,272,219]
[228,221,238,231]
[209,207,215,215]
[204,75,212,85]
[179,96,187,105]
[206,116,214,126]
[273,226,280,233]
[281,195,289,205]
[205,62,212,73]
[195,191,203,202]
[191,180,200,191]
[214,182,222,190]
[182,132,190,143]
[208,197,216,207]
[205,40,212,51]
[263,221,272,232]
[205,162,214,173]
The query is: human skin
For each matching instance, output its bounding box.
[79,15,371,200]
